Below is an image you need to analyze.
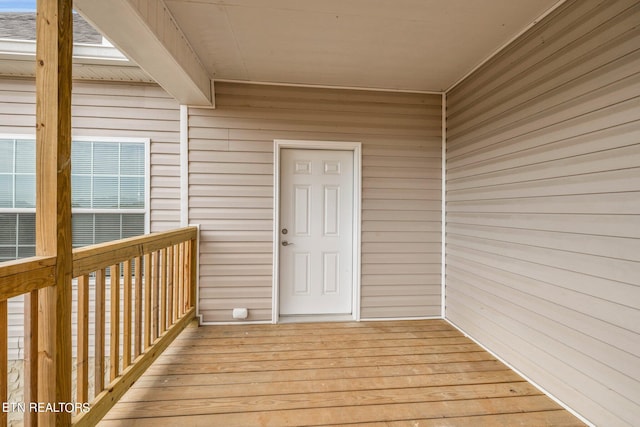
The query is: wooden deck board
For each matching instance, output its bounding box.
[99,320,585,426]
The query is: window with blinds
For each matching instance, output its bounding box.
[0,138,147,262]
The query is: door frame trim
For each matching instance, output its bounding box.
[272,140,362,324]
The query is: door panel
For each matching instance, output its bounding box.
[280,149,353,315]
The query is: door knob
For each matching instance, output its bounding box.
[282,241,293,246]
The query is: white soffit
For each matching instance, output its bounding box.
[164,0,562,93]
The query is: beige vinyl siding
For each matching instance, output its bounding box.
[189,82,442,322]
[445,1,640,426]
[0,78,181,360]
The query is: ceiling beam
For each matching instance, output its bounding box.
[74,0,214,106]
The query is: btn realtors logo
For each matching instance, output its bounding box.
[2,402,90,414]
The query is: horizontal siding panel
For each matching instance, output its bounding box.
[362,295,441,308]
[362,242,441,254]
[199,286,271,300]
[190,185,273,198]
[189,208,273,220]
[361,263,441,275]
[362,274,441,286]
[196,220,272,231]
[361,285,440,297]
[362,210,441,222]
[449,223,640,261]
[448,168,640,202]
[447,212,640,239]
[363,200,441,211]
[363,178,442,190]
[363,189,441,200]
[189,174,273,186]
[190,197,272,209]
[447,122,640,178]
[199,230,273,242]
[363,166,440,179]
[200,264,272,277]
[361,306,440,318]
[447,95,639,166]
[447,233,638,286]
[363,156,441,168]
[206,253,272,265]
[189,151,272,164]
[199,242,273,254]
[362,221,440,232]
[362,253,441,264]
[362,231,441,244]
[446,2,640,425]
[189,163,273,175]
[362,146,442,158]
[446,244,639,314]
[447,191,640,214]
[199,275,272,288]
[191,82,441,321]
[448,145,640,188]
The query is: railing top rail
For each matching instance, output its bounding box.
[0,226,198,301]
[73,226,198,278]
[0,255,56,301]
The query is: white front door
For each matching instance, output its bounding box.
[279,148,354,315]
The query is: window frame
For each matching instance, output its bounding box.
[0,134,150,256]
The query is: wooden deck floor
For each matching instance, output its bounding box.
[99,320,585,426]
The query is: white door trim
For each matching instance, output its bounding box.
[273,140,362,324]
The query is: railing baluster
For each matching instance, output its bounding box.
[172,244,179,324]
[178,243,184,317]
[167,246,174,326]
[123,260,132,370]
[152,251,159,341]
[77,275,90,404]
[144,253,152,350]
[110,263,120,382]
[23,291,38,427]
[94,268,106,397]
[160,248,167,335]
[1,300,7,427]
[134,256,142,358]
[184,241,191,312]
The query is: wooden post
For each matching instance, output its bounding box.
[35,0,73,426]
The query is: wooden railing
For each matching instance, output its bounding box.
[0,226,198,427]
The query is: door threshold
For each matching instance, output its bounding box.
[278,314,355,324]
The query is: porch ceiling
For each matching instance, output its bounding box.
[73,0,563,98]
[163,0,562,93]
